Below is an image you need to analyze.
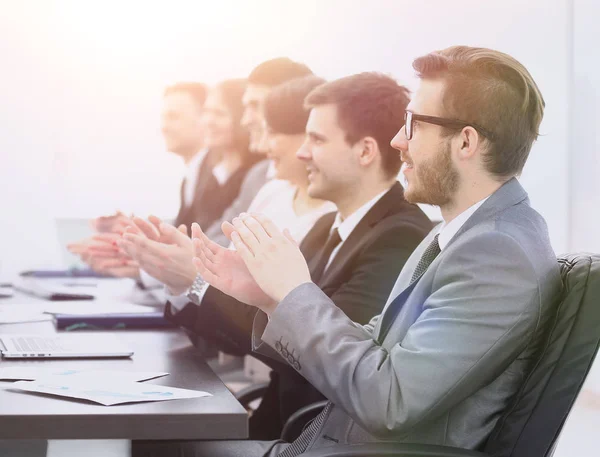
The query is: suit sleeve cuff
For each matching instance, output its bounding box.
[252,282,321,366]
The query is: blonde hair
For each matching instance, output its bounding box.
[413,46,545,178]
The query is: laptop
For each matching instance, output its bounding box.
[0,334,134,359]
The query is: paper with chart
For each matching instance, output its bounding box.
[11,378,211,405]
[0,367,168,382]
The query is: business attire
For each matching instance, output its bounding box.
[161,182,432,439]
[165,178,339,316]
[137,150,257,293]
[174,150,256,231]
[133,178,562,457]
[203,159,272,247]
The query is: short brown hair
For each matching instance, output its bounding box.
[305,72,410,178]
[164,82,207,109]
[213,78,250,157]
[413,46,545,178]
[248,58,313,87]
[264,75,326,135]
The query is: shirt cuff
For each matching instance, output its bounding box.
[168,274,211,313]
[139,269,163,289]
[167,290,193,312]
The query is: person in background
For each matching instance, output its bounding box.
[131,72,432,445]
[203,57,314,247]
[74,79,256,288]
[118,75,337,303]
[170,46,561,457]
[67,82,208,278]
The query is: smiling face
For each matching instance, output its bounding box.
[160,91,204,157]
[201,88,235,151]
[390,79,460,206]
[241,84,272,153]
[264,126,307,183]
[296,104,362,203]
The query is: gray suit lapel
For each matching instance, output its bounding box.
[443,177,529,252]
[373,178,529,341]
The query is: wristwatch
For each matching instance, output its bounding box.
[187,274,208,305]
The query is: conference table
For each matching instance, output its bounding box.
[0,279,248,456]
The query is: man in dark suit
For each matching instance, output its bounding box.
[160,73,432,440]
[67,82,209,280]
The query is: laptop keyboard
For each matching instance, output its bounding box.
[11,337,63,353]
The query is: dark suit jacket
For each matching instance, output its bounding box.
[174,150,257,232]
[165,182,432,438]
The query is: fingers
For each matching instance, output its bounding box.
[250,213,283,239]
[132,217,159,241]
[232,216,260,254]
[67,242,89,254]
[192,223,219,256]
[221,221,236,241]
[87,243,119,254]
[192,243,219,284]
[122,223,142,236]
[94,257,133,269]
[195,237,217,263]
[178,224,188,235]
[148,215,163,230]
[158,222,187,245]
[282,228,298,246]
[92,233,121,243]
[230,230,255,265]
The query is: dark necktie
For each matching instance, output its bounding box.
[278,402,333,457]
[309,228,342,283]
[377,234,441,342]
[409,234,441,284]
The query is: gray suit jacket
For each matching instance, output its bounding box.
[252,178,561,455]
[204,159,271,247]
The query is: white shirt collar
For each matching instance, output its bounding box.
[437,196,489,250]
[182,148,209,207]
[331,187,390,241]
[185,148,209,181]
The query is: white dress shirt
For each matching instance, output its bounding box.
[437,197,489,251]
[182,148,210,209]
[323,188,390,273]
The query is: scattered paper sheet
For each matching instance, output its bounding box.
[11,378,211,406]
[0,367,168,382]
[42,303,158,315]
[0,310,52,324]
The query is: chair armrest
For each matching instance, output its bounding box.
[281,400,329,442]
[234,382,269,407]
[299,443,487,457]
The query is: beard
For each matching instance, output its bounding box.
[404,140,459,207]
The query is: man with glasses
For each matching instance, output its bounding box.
[138,46,562,457]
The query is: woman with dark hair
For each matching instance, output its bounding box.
[243,75,335,243]
[189,78,257,230]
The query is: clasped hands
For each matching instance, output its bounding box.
[191,213,312,315]
[71,210,313,314]
[119,211,313,314]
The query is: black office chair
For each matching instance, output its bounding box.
[284,253,600,457]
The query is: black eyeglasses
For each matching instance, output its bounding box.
[404,110,496,142]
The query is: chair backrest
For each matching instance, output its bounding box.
[483,253,600,457]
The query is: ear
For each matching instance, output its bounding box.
[357,136,379,167]
[456,126,481,161]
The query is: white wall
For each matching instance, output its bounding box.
[0,0,586,274]
[570,0,600,253]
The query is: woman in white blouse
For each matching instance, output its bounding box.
[243,75,336,243]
